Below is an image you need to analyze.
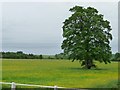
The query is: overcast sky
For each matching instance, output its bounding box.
[2,2,118,55]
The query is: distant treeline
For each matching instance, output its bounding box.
[0,51,120,61]
[111,52,120,61]
[0,51,68,59]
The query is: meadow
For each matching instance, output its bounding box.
[1,59,119,89]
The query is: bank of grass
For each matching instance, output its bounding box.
[2,59,119,89]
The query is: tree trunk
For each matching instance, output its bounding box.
[85,59,92,69]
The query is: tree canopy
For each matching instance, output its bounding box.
[61,6,112,69]
[112,52,120,61]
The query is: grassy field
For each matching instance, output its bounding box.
[1,59,119,89]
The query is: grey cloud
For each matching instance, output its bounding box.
[2,2,118,54]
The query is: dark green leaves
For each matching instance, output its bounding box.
[61,6,112,69]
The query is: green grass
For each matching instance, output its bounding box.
[1,59,119,89]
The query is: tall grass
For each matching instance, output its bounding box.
[2,59,119,88]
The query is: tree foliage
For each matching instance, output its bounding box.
[112,52,120,61]
[1,51,43,59]
[61,6,112,69]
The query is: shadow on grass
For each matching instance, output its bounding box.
[68,67,108,71]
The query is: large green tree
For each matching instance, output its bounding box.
[61,6,112,69]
